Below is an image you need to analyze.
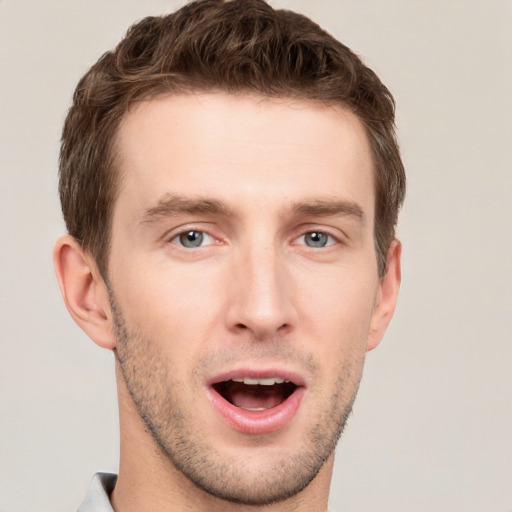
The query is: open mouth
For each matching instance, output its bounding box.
[212,377,299,411]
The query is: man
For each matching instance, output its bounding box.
[53,0,405,510]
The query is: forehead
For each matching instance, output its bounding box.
[114,92,375,220]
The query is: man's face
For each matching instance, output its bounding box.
[108,93,387,504]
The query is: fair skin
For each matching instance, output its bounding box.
[54,93,401,512]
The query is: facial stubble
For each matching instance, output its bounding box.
[110,292,365,506]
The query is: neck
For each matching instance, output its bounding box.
[111,362,333,512]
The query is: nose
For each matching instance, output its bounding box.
[225,243,297,340]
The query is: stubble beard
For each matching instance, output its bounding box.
[111,293,365,506]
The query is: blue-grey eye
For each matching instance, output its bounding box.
[178,230,205,248]
[303,231,332,248]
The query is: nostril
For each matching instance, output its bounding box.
[277,323,291,333]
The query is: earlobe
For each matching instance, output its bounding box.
[366,239,402,352]
[53,235,116,350]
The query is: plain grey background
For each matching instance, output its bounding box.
[1,1,511,511]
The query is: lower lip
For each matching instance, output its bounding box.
[207,386,306,435]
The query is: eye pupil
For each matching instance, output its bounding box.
[179,230,204,248]
[305,232,328,248]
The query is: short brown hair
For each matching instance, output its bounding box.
[59,0,405,278]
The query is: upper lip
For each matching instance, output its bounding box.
[206,367,307,388]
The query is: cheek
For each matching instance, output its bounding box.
[299,269,378,351]
[110,257,223,343]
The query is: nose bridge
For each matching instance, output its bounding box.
[227,230,296,338]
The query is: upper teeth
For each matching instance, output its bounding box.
[231,377,287,385]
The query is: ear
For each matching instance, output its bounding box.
[53,235,116,350]
[366,239,402,352]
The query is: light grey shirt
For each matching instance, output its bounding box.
[77,473,116,512]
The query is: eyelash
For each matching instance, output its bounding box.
[168,227,340,250]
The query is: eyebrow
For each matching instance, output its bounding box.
[140,193,234,224]
[140,194,365,225]
[291,198,365,223]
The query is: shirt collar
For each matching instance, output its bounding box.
[77,473,117,512]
